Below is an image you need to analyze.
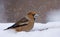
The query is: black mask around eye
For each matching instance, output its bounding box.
[32,14,35,17]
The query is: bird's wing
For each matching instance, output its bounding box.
[16,17,29,25]
[7,17,29,29]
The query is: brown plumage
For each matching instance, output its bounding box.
[4,11,38,32]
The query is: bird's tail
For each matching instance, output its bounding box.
[4,27,12,30]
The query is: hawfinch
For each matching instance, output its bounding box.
[4,11,39,32]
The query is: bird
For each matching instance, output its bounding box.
[4,11,39,32]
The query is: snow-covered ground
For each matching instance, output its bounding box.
[0,22,60,37]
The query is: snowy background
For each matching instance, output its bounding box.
[46,9,60,22]
[0,0,60,37]
[0,10,60,37]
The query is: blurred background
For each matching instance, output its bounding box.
[0,0,60,23]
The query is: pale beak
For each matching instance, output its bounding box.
[34,14,40,18]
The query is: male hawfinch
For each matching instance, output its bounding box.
[4,11,39,32]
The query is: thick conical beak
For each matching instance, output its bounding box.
[34,14,40,18]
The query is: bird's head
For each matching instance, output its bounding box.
[28,11,40,17]
[26,11,40,21]
[27,11,38,17]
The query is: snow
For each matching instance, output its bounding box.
[0,22,60,37]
